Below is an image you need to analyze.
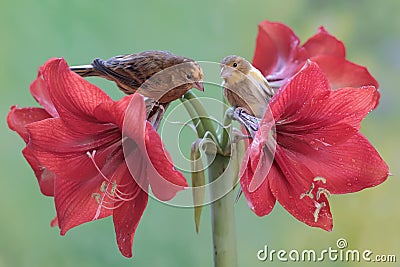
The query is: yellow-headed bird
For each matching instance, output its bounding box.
[220,55,273,118]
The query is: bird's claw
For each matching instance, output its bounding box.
[224,107,236,120]
[145,98,165,129]
[232,107,260,136]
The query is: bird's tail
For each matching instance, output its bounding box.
[69,64,99,77]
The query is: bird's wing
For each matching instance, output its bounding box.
[92,57,143,90]
[95,51,176,91]
[248,68,274,98]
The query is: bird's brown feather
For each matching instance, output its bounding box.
[71,50,204,124]
[72,50,202,103]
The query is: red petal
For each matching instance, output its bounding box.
[22,147,55,196]
[27,118,121,180]
[277,86,380,146]
[293,132,389,194]
[55,151,127,235]
[302,26,346,58]
[268,61,330,122]
[97,94,180,202]
[7,106,52,142]
[27,118,119,153]
[113,183,148,258]
[144,123,187,201]
[312,55,379,89]
[240,155,276,216]
[42,58,112,130]
[276,87,379,155]
[240,114,277,215]
[269,172,333,231]
[7,106,56,196]
[277,124,357,154]
[56,175,113,235]
[30,60,59,117]
[243,112,276,192]
[50,216,58,227]
[252,20,306,78]
[96,94,147,141]
[270,146,333,230]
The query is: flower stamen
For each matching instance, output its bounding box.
[86,150,138,221]
[300,183,314,200]
[86,150,111,183]
[100,181,107,192]
[313,201,326,222]
[299,176,331,222]
[92,193,101,204]
[313,176,326,184]
[316,187,331,201]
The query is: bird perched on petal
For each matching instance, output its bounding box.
[71,50,204,125]
[71,50,204,102]
[220,55,274,118]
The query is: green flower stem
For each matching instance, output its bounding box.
[183,91,218,140]
[180,97,205,137]
[182,91,238,267]
[207,154,238,267]
[219,108,233,154]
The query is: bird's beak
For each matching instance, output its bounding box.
[193,81,204,92]
[220,66,230,79]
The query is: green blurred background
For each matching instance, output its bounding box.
[1,0,399,266]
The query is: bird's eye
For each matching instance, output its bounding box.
[232,62,238,68]
[186,74,193,80]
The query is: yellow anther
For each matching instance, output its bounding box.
[110,181,117,196]
[100,181,107,192]
[313,176,326,184]
[316,187,331,201]
[92,193,101,204]
[300,183,314,200]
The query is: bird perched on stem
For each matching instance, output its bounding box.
[70,50,204,104]
[220,55,273,118]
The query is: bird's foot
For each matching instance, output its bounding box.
[224,107,236,120]
[232,107,260,136]
[152,104,165,130]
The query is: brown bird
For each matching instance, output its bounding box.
[70,50,204,104]
[220,55,273,118]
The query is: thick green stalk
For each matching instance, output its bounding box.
[183,91,218,140]
[207,154,238,267]
[182,91,237,267]
[180,97,205,137]
[219,108,233,154]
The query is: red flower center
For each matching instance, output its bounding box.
[86,150,140,220]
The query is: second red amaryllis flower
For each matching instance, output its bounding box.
[7,58,187,257]
[252,20,379,90]
[240,61,389,230]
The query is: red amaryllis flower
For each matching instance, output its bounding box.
[7,58,187,257]
[240,61,389,231]
[252,20,379,90]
